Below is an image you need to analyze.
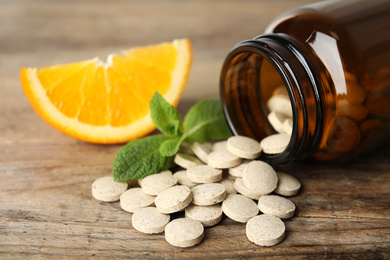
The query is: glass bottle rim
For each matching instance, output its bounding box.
[220,34,323,164]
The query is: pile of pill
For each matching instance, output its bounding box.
[266,82,376,159]
[92,135,301,248]
[267,86,293,135]
[255,86,293,155]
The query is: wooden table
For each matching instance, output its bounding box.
[1,0,389,259]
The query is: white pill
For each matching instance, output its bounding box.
[274,172,301,196]
[226,136,262,159]
[132,207,170,234]
[267,94,293,118]
[91,176,128,202]
[282,118,293,135]
[141,171,177,195]
[268,111,288,134]
[191,183,226,206]
[165,218,204,248]
[267,111,285,134]
[187,165,223,183]
[258,195,296,219]
[174,153,203,169]
[228,159,251,178]
[260,134,290,154]
[246,214,285,247]
[173,170,198,188]
[120,187,155,213]
[185,204,223,227]
[155,185,192,214]
[191,142,211,163]
[218,178,237,195]
[211,140,228,152]
[234,178,263,200]
[243,161,278,195]
[207,151,242,169]
[221,194,259,223]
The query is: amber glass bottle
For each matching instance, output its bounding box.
[220,0,390,164]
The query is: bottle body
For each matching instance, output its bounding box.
[220,0,390,164]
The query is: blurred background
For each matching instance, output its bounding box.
[1,0,317,105]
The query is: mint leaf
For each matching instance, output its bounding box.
[183,99,232,144]
[113,135,174,181]
[113,98,233,181]
[150,92,183,137]
[159,134,187,157]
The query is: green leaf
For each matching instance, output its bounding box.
[150,92,183,137]
[113,135,174,181]
[159,134,187,157]
[183,99,232,144]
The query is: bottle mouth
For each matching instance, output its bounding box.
[220,35,323,164]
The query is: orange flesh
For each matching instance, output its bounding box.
[20,39,192,143]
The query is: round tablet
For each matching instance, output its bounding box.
[226,136,262,159]
[185,204,223,227]
[267,111,287,134]
[165,218,204,248]
[221,194,259,223]
[174,153,203,169]
[187,165,223,183]
[228,160,251,178]
[132,207,170,234]
[218,178,237,195]
[243,161,278,196]
[141,171,177,195]
[274,172,301,196]
[234,178,262,200]
[191,142,211,163]
[260,134,290,154]
[258,195,296,219]
[92,176,128,202]
[267,94,293,118]
[246,214,285,246]
[207,151,242,169]
[155,185,192,214]
[173,170,198,188]
[191,183,226,206]
[120,187,155,213]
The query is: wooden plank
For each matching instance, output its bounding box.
[1,0,390,259]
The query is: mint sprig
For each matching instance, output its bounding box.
[113,135,174,181]
[183,99,232,144]
[150,92,183,137]
[113,92,232,181]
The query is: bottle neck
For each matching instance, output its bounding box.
[220,34,324,164]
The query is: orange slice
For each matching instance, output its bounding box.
[20,39,192,144]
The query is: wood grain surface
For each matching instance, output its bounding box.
[1,0,390,259]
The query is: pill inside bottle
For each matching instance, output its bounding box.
[220,0,390,164]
